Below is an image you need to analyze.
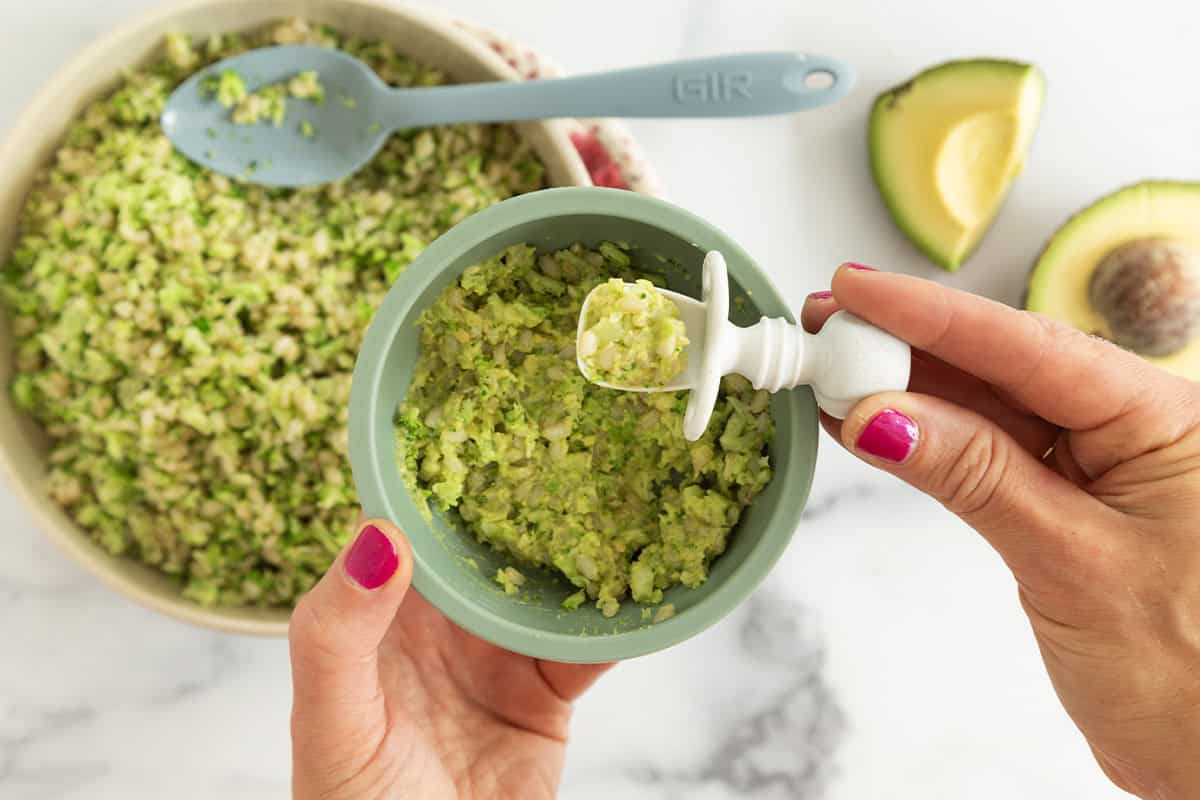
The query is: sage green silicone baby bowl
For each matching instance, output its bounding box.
[349,187,818,662]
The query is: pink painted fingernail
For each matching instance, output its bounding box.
[345,525,398,590]
[856,409,918,463]
[807,290,834,300]
[845,262,878,272]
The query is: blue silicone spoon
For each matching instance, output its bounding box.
[162,45,854,187]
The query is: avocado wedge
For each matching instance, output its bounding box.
[1025,181,1200,379]
[870,60,1045,270]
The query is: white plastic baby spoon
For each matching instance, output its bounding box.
[577,251,912,441]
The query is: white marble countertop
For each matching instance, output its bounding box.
[5,0,1194,797]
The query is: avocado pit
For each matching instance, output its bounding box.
[1088,238,1200,357]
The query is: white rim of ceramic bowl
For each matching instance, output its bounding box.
[0,0,591,637]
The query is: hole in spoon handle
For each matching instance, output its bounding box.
[780,55,856,110]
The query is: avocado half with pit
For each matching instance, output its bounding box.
[1025,181,1200,379]
[870,60,1045,270]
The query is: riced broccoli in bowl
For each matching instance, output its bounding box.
[395,242,774,617]
[0,18,547,608]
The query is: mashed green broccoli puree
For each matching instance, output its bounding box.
[580,277,689,387]
[396,243,774,616]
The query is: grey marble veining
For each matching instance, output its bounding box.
[635,591,845,799]
[799,483,882,522]
[145,638,240,706]
[561,586,845,800]
[1,705,96,776]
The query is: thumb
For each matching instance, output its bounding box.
[289,518,413,714]
[827,392,1104,590]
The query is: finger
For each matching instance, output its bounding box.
[908,350,1059,458]
[1049,430,1093,486]
[806,286,1056,455]
[986,382,1039,417]
[819,410,845,449]
[537,661,615,702]
[835,391,1111,591]
[289,518,414,714]
[830,266,1200,477]
[801,290,840,333]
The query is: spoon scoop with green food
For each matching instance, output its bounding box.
[161,45,854,187]
[578,252,912,441]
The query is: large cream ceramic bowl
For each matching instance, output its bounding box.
[0,0,590,636]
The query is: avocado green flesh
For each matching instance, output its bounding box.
[1025,181,1200,379]
[870,59,1045,270]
